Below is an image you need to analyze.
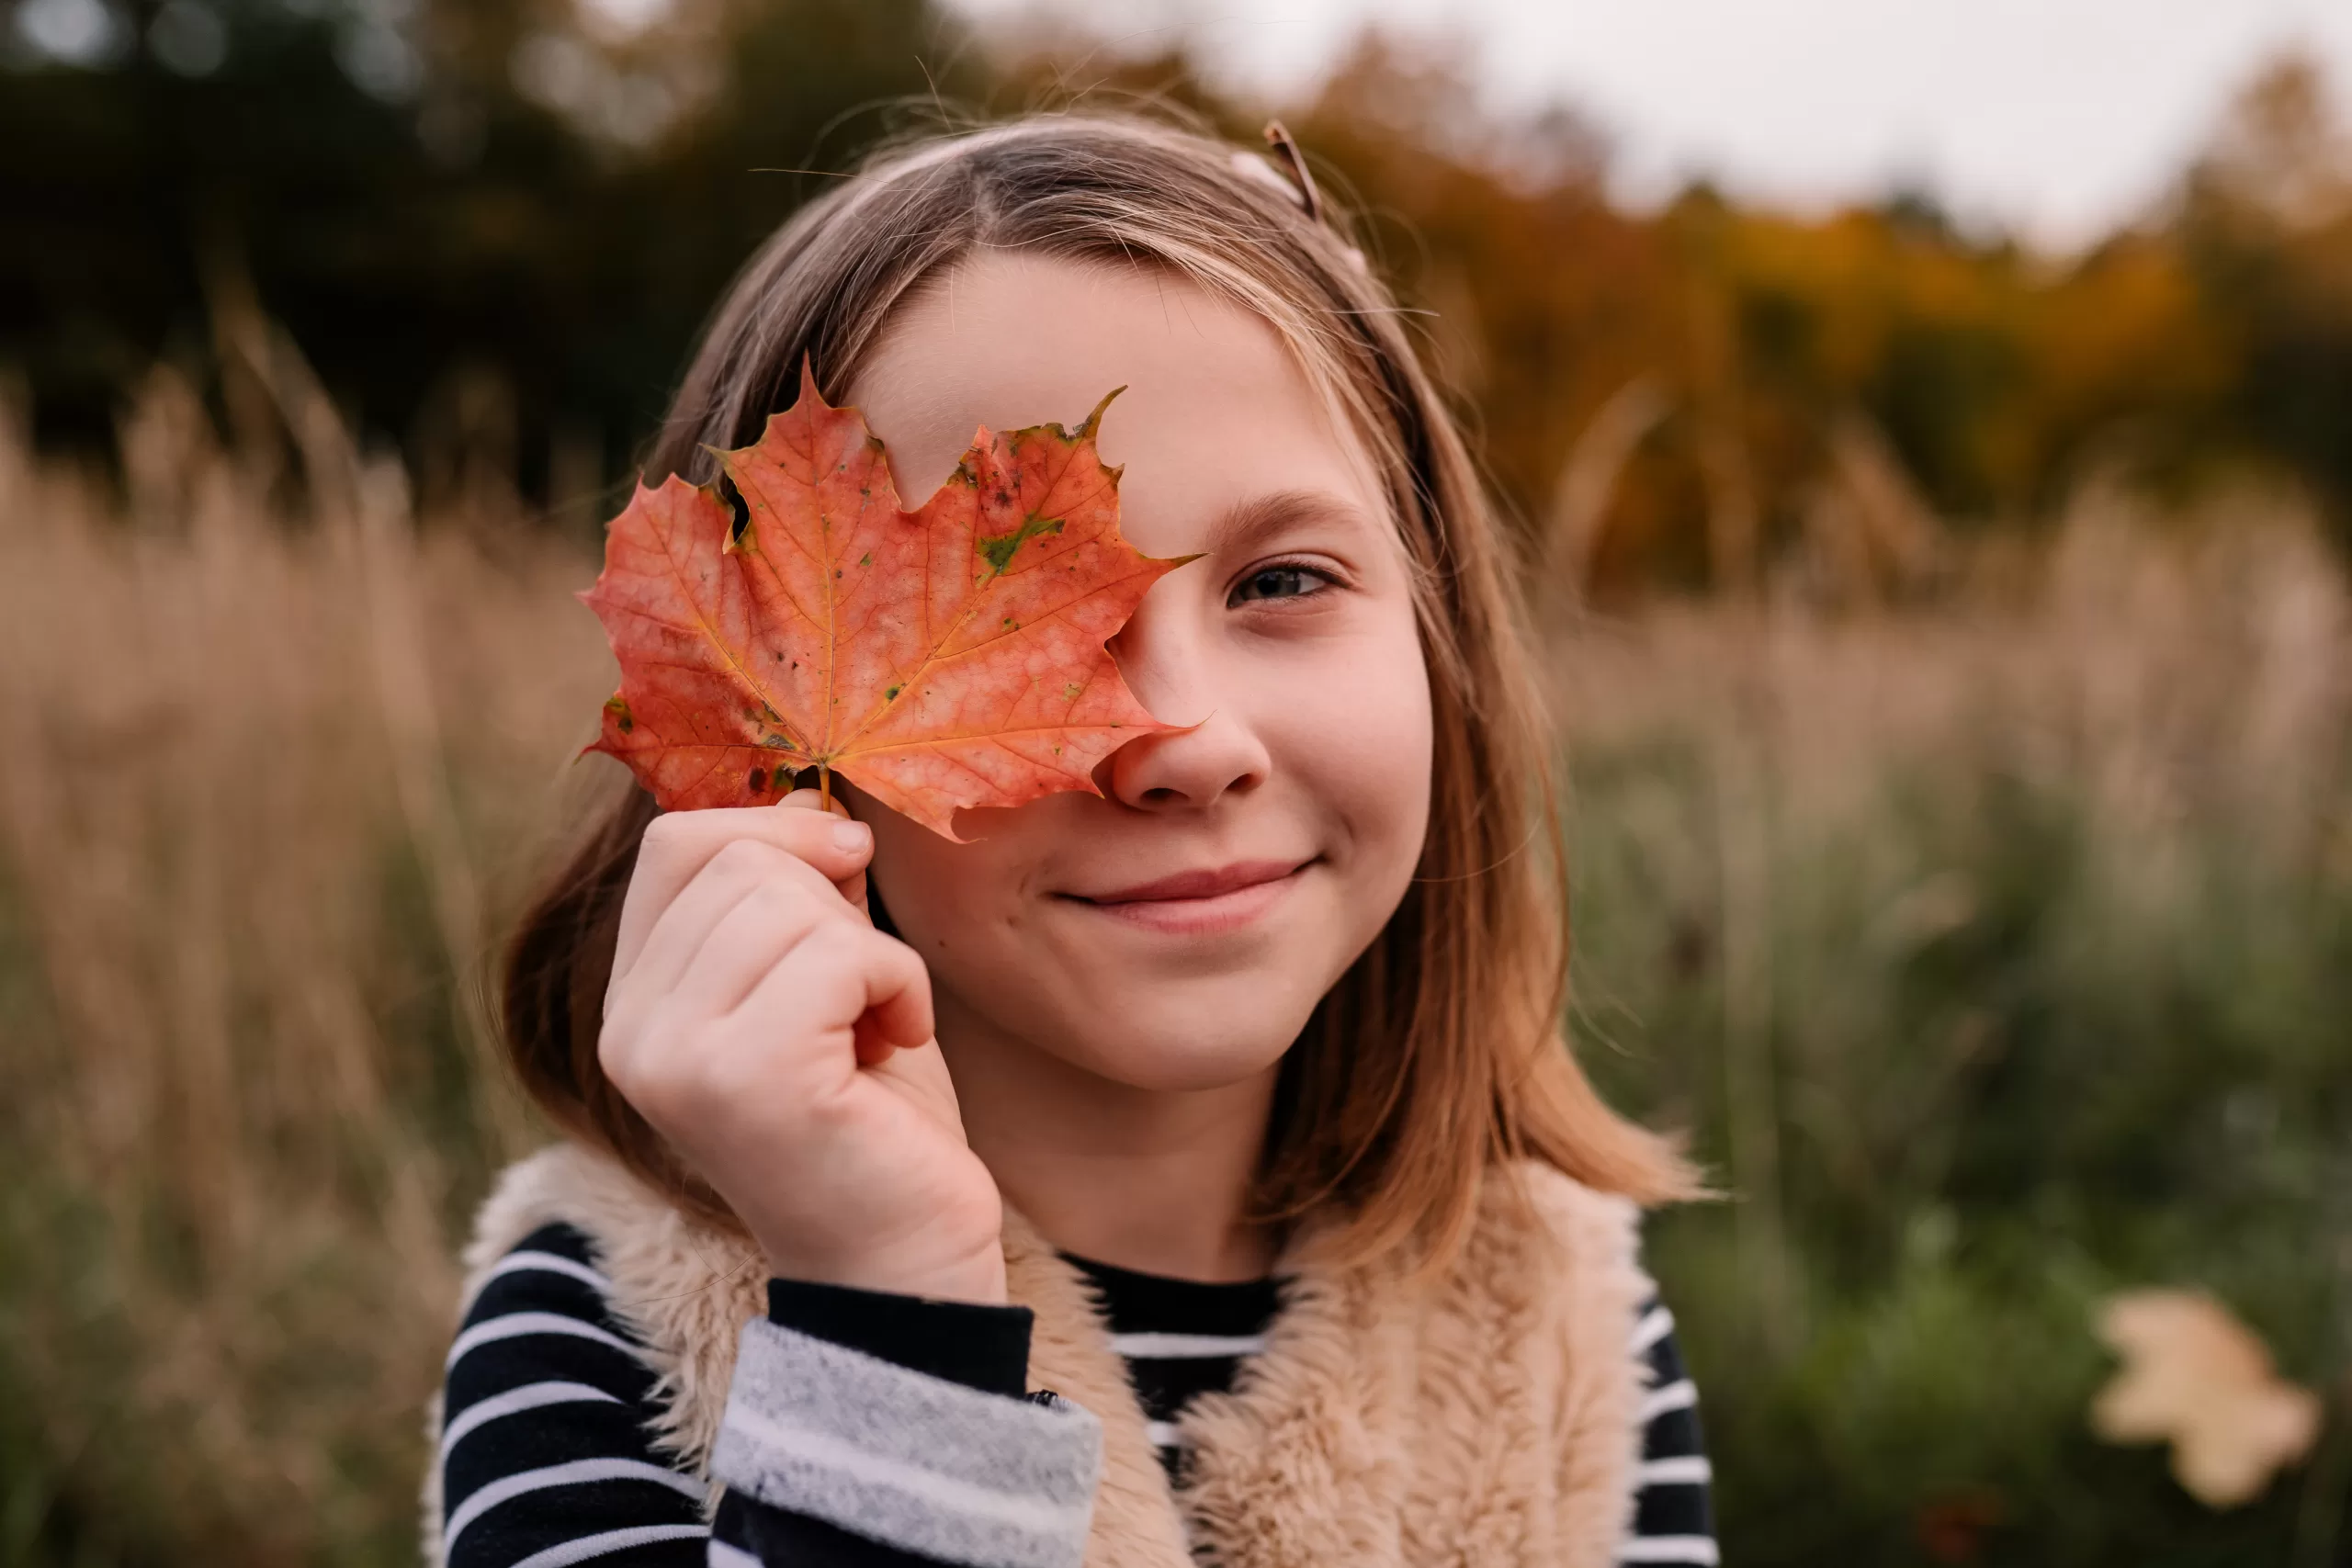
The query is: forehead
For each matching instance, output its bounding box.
[845,251,1385,559]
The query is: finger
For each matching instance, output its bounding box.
[852,1003,914,1067]
[779,788,871,916]
[847,932,934,1066]
[666,874,842,1020]
[728,922,934,1063]
[620,840,846,1005]
[614,804,874,975]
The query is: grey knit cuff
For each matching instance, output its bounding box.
[712,1315,1102,1568]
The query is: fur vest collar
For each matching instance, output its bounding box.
[424,1142,1650,1567]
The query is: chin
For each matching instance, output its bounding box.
[1057,1013,1298,1093]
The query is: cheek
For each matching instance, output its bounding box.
[1270,609,1435,869]
[865,825,1016,955]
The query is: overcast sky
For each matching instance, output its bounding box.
[946,0,2352,246]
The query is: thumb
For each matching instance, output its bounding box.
[779,786,870,919]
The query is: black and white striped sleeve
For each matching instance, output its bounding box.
[1619,1294,1718,1565]
[438,1230,1102,1568]
[438,1222,708,1567]
[707,1278,1102,1568]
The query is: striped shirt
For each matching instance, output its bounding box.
[437,1224,1716,1567]
[1059,1251,1283,1482]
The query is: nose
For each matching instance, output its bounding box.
[1102,705,1270,810]
[1100,605,1269,811]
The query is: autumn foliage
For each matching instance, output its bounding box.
[9,6,2352,600]
[1001,39,2352,595]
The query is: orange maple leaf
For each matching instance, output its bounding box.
[582,363,1187,840]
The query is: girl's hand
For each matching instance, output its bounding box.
[599,790,1008,1304]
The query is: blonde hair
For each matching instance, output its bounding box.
[503,111,1697,1285]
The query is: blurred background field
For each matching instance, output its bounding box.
[2,1,2348,1563]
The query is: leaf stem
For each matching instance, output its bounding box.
[819,765,832,813]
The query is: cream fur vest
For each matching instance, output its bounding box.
[423,1141,1652,1568]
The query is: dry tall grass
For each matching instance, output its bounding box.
[0,357,2344,1564]
[0,356,614,1563]
[1551,481,2349,855]
[1546,481,2349,1349]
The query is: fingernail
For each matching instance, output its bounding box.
[832,819,871,852]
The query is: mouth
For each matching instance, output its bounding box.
[1059,858,1314,935]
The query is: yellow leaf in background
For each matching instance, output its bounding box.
[2089,1289,2323,1507]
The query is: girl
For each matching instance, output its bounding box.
[426,112,1715,1568]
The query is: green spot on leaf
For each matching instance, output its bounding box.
[977,513,1066,575]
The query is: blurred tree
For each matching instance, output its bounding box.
[3,8,2347,568]
[0,0,978,536]
[2178,53,2352,532]
[1260,34,2264,590]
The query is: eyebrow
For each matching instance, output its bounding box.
[1204,489,1379,558]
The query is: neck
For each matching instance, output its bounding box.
[936,998,1286,1284]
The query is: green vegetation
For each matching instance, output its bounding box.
[1559,518,2351,1562]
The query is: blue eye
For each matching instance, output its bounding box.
[1229,565,1329,605]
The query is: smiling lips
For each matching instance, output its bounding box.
[1065,859,1310,935]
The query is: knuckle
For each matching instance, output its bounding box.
[763,839,828,884]
[796,1066,862,1132]
[709,837,776,879]
[744,879,815,933]
[635,993,684,1045]
[613,994,686,1066]
[800,918,864,963]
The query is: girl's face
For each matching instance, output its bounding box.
[847,252,1432,1093]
